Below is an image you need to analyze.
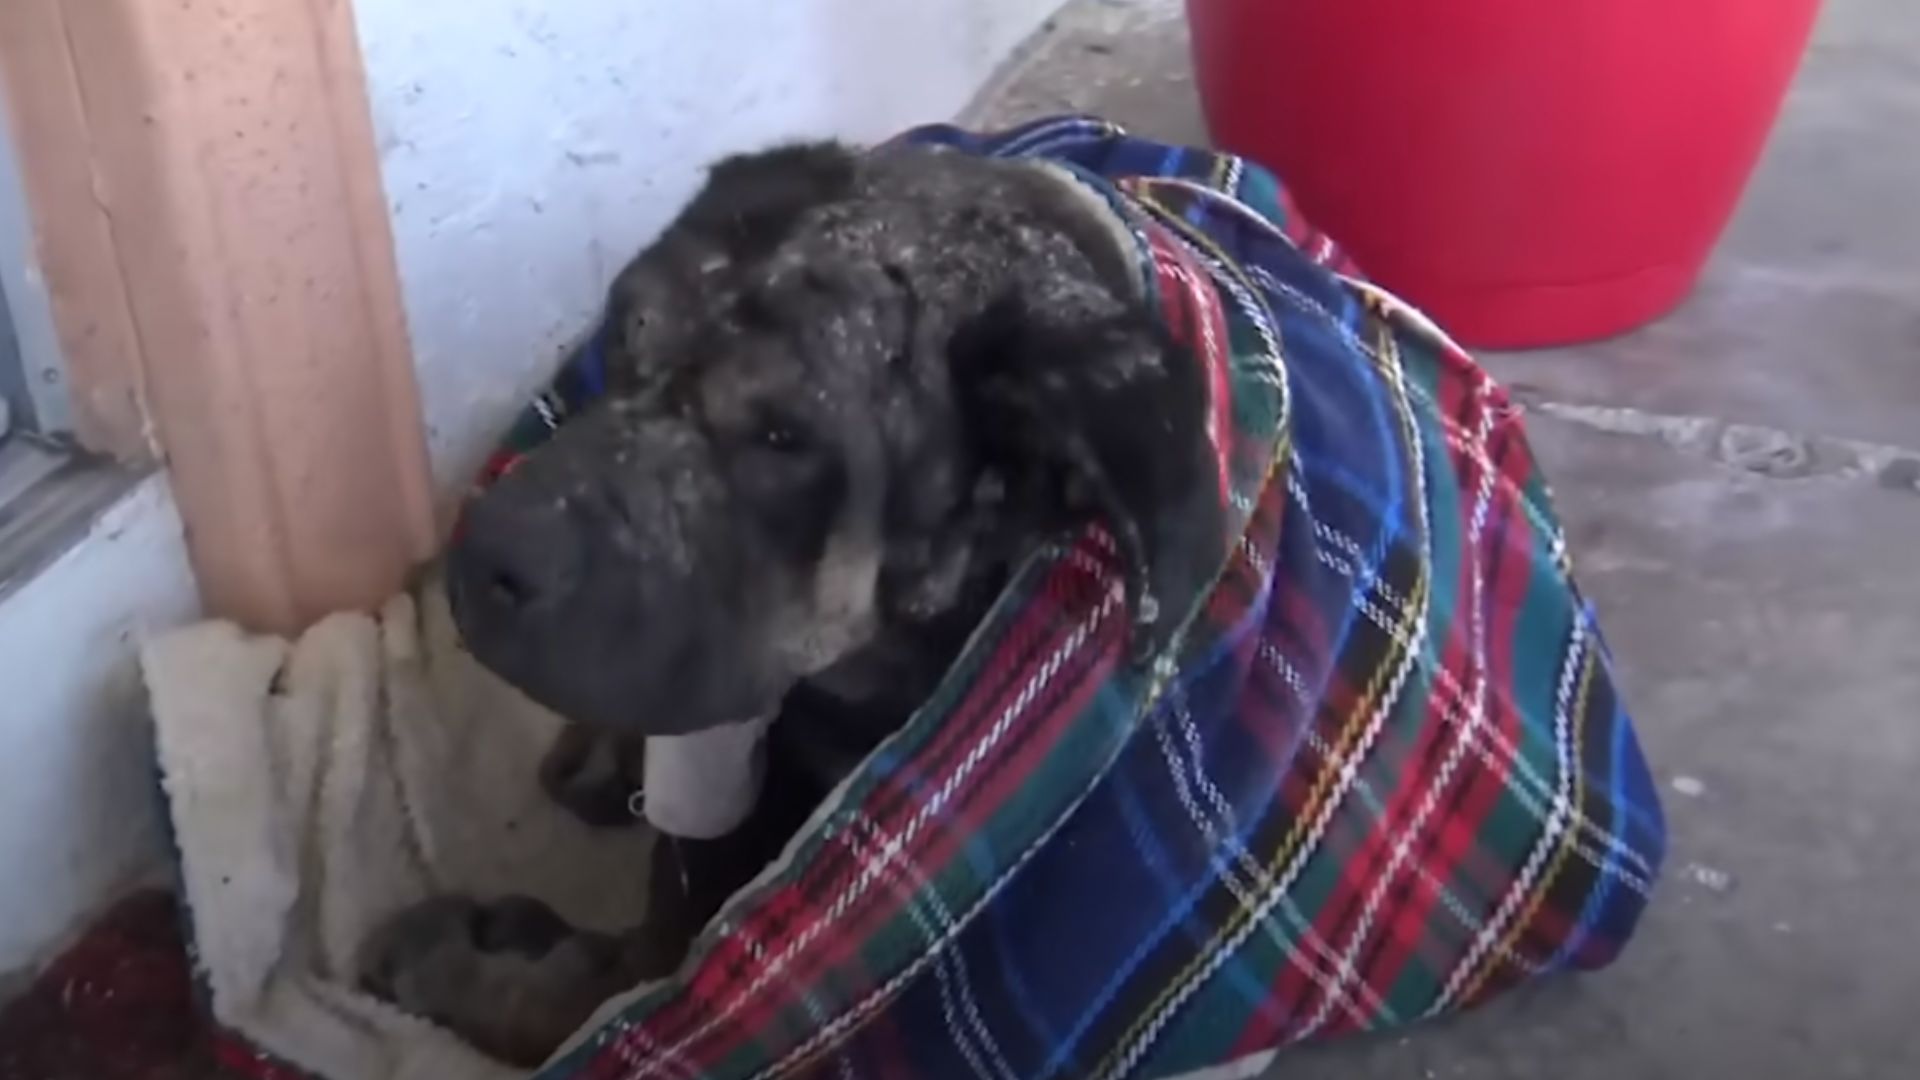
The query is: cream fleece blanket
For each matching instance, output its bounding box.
[140,573,654,1080]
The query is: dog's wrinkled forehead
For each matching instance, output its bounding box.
[623,253,914,424]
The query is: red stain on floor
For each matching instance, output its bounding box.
[0,890,217,1080]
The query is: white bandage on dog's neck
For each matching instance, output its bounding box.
[641,714,774,840]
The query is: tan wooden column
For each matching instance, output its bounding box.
[0,0,438,634]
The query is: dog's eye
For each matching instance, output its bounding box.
[757,422,802,452]
[749,406,810,453]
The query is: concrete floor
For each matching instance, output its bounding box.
[971,1,1920,1076]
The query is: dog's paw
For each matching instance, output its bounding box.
[539,724,647,829]
[359,895,629,1068]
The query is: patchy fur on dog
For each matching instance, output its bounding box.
[363,139,1225,1064]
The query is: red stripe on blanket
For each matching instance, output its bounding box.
[1143,218,1236,507]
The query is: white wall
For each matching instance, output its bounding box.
[0,0,1059,977]
[0,478,199,972]
[353,0,1062,498]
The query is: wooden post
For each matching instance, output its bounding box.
[0,0,438,634]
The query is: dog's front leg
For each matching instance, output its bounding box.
[355,846,730,1067]
[361,722,819,1065]
[622,715,831,971]
[539,722,647,829]
[358,894,636,1067]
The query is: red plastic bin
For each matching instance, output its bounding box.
[1185,0,1823,348]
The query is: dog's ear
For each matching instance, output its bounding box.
[951,296,1226,663]
[604,143,861,398]
[678,143,860,258]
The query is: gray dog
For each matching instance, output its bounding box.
[360,137,1225,1066]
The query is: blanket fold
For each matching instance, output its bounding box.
[145,579,653,1080]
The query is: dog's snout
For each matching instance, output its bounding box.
[443,410,798,736]
[451,489,585,616]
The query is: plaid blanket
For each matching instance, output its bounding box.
[230,116,1666,1079]
[480,116,1669,1079]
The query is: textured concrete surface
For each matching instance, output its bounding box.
[972,0,1920,1075]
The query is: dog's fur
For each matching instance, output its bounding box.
[360,140,1225,1066]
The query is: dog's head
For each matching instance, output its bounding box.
[448,150,1225,739]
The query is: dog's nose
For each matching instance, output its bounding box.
[449,490,584,616]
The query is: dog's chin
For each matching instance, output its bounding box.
[555,687,784,743]
[454,636,785,743]
[470,645,785,740]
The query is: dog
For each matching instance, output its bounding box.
[359,135,1227,1066]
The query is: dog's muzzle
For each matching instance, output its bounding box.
[445,415,784,738]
